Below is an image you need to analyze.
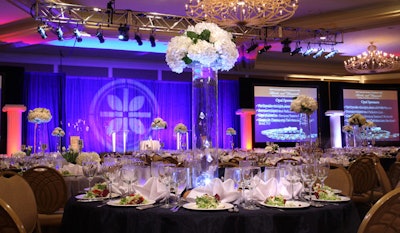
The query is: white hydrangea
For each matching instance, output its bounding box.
[290,95,318,115]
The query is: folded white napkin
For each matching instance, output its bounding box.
[60,163,83,176]
[186,178,241,203]
[253,177,303,201]
[133,177,168,201]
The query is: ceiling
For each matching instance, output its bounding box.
[1,0,400,78]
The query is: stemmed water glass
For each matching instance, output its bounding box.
[120,164,138,195]
[300,163,318,203]
[101,161,120,199]
[82,159,98,190]
[172,167,187,205]
[241,166,261,210]
[158,163,175,208]
[316,161,330,188]
[284,164,301,200]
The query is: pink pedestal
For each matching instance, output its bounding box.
[2,105,27,156]
[235,108,256,150]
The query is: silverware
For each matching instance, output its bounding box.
[170,204,183,212]
[136,203,161,210]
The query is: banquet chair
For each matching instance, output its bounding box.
[0,197,26,233]
[324,165,353,197]
[374,160,392,195]
[0,171,41,233]
[23,166,67,230]
[387,162,400,189]
[357,187,400,233]
[348,156,379,204]
[274,158,300,166]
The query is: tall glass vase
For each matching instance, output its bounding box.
[352,125,362,147]
[299,113,312,145]
[191,63,219,187]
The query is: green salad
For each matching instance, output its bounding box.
[195,194,220,209]
[119,194,148,205]
[265,195,286,206]
[314,185,341,201]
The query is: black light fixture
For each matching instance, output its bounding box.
[96,29,105,43]
[290,41,302,56]
[313,48,325,59]
[149,31,156,47]
[246,40,258,53]
[118,24,129,41]
[73,28,83,42]
[281,38,291,53]
[37,26,47,39]
[56,27,63,41]
[325,49,338,59]
[258,44,271,54]
[134,33,143,46]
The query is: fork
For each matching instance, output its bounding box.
[170,204,183,212]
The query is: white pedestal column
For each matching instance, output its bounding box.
[2,104,26,156]
[235,108,255,150]
[325,110,344,148]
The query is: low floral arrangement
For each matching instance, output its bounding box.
[348,113,366,127]
[165,22,239,73]
[75,152,101,165]
[174,123,188,134]
[62,147,79,164]
[11,151,26,158]
[52,127,65,137]
[290,95,318,115]
[265,143,279,153]
[21,145,32,156]
[151,117,167,130]
[342,125,353,134]
[226,127,236,136]
[27,107,52,124]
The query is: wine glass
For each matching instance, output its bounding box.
[316,161,330,188]
[120,164,138,195]
[158,163,175,208]
[100,162,120,199]
[300,163,317,203]
[172,167,187,205]
[82,160,98,190]
[284,164,301,200]
[241,166,261,210]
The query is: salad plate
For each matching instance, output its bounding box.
[75,193,119,201]
[183,202,234,211]
[304,195,350,202]
[259,200,310,209]
[107,199,155,207]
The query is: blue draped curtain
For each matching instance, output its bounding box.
[24,73,240,153]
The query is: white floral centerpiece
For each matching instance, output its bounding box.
[11,151,26,158]
[348,113,366,127]
[52,127,65,137]
[151,117,167,130]
[27,107,52,124]
[290,95,318,115]
[75,152,101,165]
[174,123,188,134]
[165,22,239,73]
[226,127,237,136]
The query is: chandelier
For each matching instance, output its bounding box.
[344,42,400,74]
[185,0,299,28]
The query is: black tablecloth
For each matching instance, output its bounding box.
[61,197,361,233]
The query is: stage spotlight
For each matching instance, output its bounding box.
[313,48,325,59]
[118,24,129,41]
[324,49,338,59]
[134,34,143,46]
[37,26,47,39]
[281,38,291,53]
[149,34,156,47]
[56,27,63,41]
[246,43,258,53]
[302,48,315,56]
[290,46,302,56]
[96,30,105,43]
[258,45,271,54]
[73,28,83,42]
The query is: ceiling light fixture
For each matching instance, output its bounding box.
[37,26,47,39]
[185,0,299,28]
[344,42,400,74]
[149,31,156,47]
[246,40,258,53]
[96,28,105,43]
[118,24,130,41]
[258,44,272,54]
[281,38,291,53]
[134,33,143,46]
[56,27,63,41]
[313,47,324,59]
[290,42,302,56]
[73,28,83,42]
[324,49,338,59]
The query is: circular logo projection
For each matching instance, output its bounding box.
[89,79,158,151]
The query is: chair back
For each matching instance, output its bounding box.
[374,160,392,194]
[388,162,400,189]
[0,197,27,233]
[357,187,400,233]
[325,165,353,197]
[23,166,68,214]
[0,171,39,233]
[348,157,378,195]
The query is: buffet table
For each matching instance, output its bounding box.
[61,197,360,233]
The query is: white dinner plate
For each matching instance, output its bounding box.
[75,193,119,201]
[259,200,310,209]
[106,199,156,207]
[183,202,234,211]
[304,195,350,202]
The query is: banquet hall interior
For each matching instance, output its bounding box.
[1,1,400,233]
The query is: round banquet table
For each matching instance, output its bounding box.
[61,197,361,233]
